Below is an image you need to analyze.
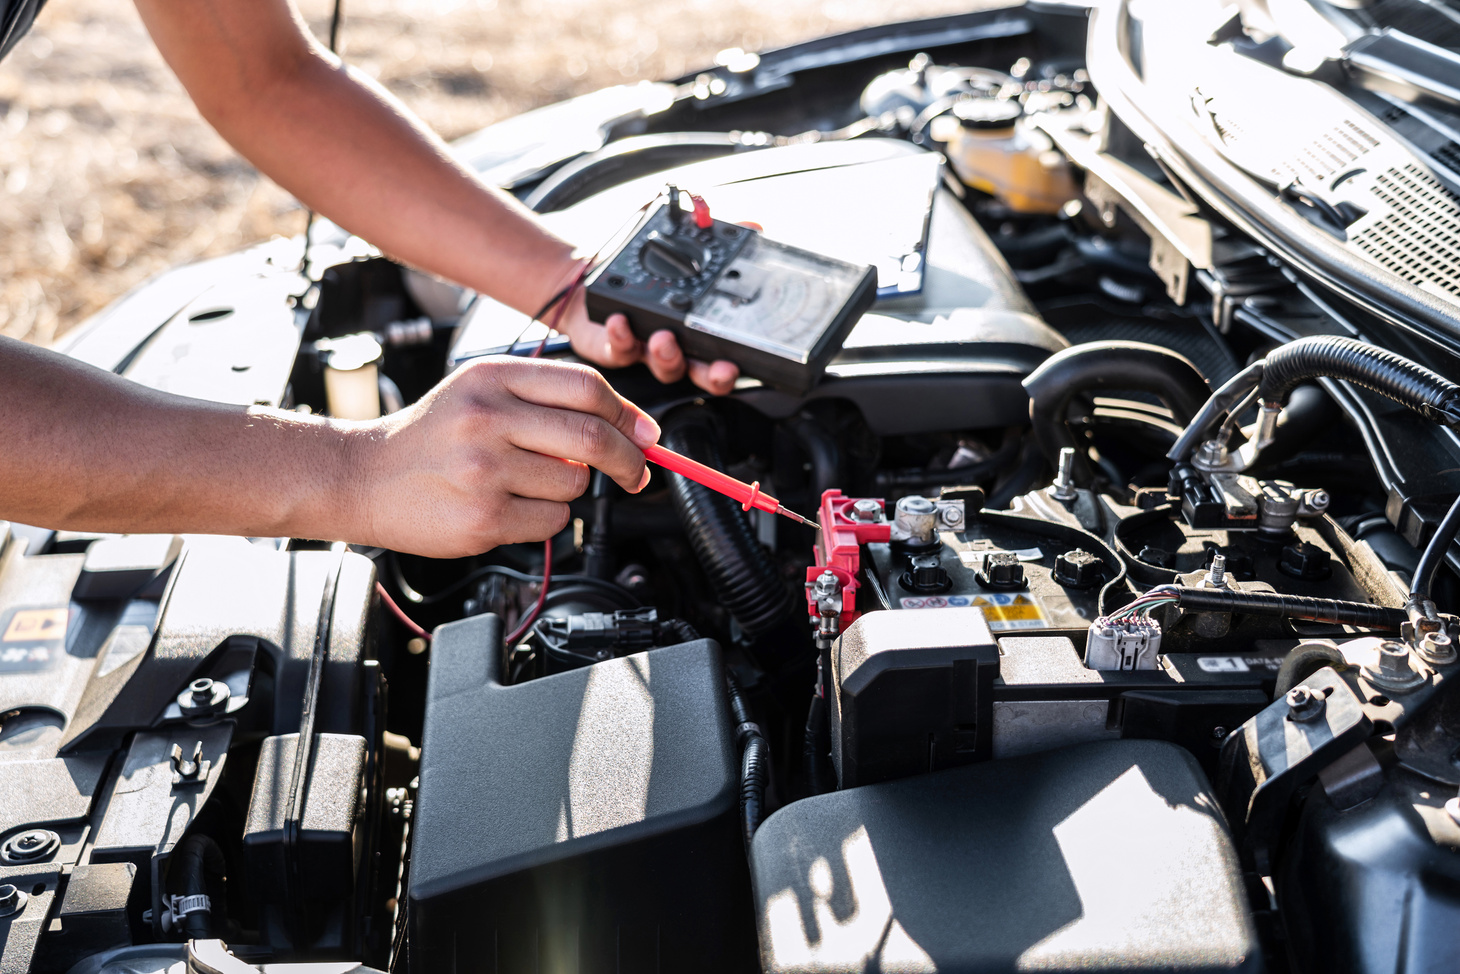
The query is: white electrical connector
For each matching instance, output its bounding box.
[1085,616,1163,670]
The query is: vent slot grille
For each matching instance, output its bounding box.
[1355,163,1460,295]
[1274,119,1380,184]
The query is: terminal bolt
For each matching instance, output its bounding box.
[1049,447,1078,502]
[1417,630,1457,665]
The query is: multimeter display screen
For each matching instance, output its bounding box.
[683,236,867,363]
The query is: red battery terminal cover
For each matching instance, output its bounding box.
[806,489,890,625]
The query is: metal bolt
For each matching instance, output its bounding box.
[1367,640,1426,692]
[1209,553,1227,588]
[1286,685,1326,721]
[812,570,839,600]
[852,499,881,522]
[1417,630,1457,665]
[1306,489,1330,513]
[1211,726,1228,740]
[1050,447,1077,501]
[938,503,964,528]
[1198,438,1228,465]
[0,884,27,918]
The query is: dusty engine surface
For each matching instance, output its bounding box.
[13,2,1460,972]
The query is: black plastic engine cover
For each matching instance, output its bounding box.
[751,739,1259,973]
[409,614,756,973]
[831,607,999,787]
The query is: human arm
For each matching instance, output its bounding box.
[0,336,658,558]
[128,0,738,394]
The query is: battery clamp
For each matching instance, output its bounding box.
[584,186,878,393]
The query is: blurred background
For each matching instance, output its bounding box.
[0,0,975,346]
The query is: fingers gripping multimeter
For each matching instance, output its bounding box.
[584,187,878,394]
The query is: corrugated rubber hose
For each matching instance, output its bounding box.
[661,416,794,636]
[1257,335,1460,426]
[726,674,768,847]
[1022,341,1211,485]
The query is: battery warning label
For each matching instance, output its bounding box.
[0,606,70,673]
[898,592,1049,631]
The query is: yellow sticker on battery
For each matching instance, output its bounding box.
[971,593,1049,631]
[895,592,1050,631]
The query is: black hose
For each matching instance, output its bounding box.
[803,691,829,797]
[657,617,701,645]
[169,833,226,940]
[1022,341,1211,485]
[1147,584,1406,629]
[726,675,769,847]
[1412,493,1460,599]
[662,415,794,636]
[1257,336,1460,427]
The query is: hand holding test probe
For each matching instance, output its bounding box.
[643,444,820,529]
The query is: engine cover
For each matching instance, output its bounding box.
[409,613,757,973]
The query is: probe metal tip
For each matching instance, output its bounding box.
[777,505,821,530]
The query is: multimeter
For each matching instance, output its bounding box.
[584,187,878,394]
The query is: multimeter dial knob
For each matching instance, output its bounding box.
[640,232,707,280]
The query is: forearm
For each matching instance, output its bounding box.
[132,0,577,317]
[0,338,359,540]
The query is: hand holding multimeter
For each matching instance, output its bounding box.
[585,186,878,394]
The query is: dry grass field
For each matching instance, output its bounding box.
[0,0,979,345]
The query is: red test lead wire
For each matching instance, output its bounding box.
[644,444,820,529]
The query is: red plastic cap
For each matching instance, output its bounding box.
[690,194,713,229]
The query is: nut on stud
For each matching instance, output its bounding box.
[1364,640,1426,692]
[177,677,230,718]
[0,884,28,918]
[852,499,882,522]
[1285,685,1326,722]
[1417,630,1457,665]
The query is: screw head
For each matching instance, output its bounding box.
[0,828,59,864]
[852,499,881,522]
[1286,685,1326,721]
[0,884,27,917]
[1211,726,1228,740]
[938,504,964,528]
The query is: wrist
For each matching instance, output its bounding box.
[534,251,591,322]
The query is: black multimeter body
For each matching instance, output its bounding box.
[584,194,878,394]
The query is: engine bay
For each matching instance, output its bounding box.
[10,2,1460,971]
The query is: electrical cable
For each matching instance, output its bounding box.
[505,538,552,646]
[1412,491,1460,599]
[390,556,630,606]
[376,581,431,642]
[1116,584,1406,629]
[299,0,346,277]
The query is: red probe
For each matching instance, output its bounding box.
[644,444,820,528]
